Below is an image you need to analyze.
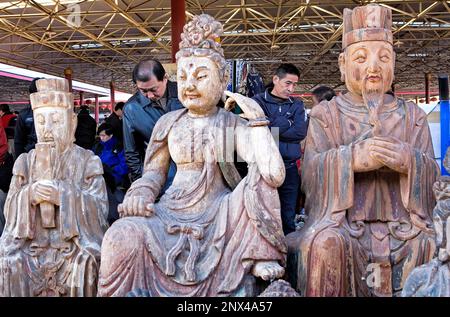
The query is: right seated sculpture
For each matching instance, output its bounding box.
[97,14,287,297]
[402,148,450,297]
[287,4,440,297]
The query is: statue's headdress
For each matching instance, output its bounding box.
[175,14,227,78]
[342,4,393,50]
[30,78,73,110]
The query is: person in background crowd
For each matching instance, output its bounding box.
[93,122,128,225]
[123,59,183,184]
[105,101,124,145]
[253,63,308,235]
[75,105,97,150]
[311,86,337,106]
[0,122,13,235]
[14,78,40,159]
[0,104,17,155]
[0,104,16,131]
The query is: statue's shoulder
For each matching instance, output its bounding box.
[12,151,31,176]
[159,108,187,122]
[309,97,338,123]
[398,97,428,124]
[72,145,103,175]
[152,108,188,141]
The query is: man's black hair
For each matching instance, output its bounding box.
[115,102,125,111]
[132,59,166,84]
[0,104,10,113]
[274,63,300,79]
[97,122,114,136]
[79,105,90,114]
[311,86,336,103]
[29,77,44,94]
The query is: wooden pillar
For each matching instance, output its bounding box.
[425,72,431,104]
[110,81,115,113]
[79,91,84,106]
[95,94,99,124]
[64,67,73,93]
[171,0,185,63]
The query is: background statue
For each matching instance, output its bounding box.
[0,78,108,297]
[402,148,450,297]
[286,4,440,297]
[98,14,287,297]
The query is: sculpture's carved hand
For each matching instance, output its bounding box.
[369,136,412,174]
[252,261,285,281]
[352,138,384,172]
[118,196,154,218]
[224,91,265,120]
[31,180,60,206]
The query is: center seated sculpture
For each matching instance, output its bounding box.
[98,14,287,297]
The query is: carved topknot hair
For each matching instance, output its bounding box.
[176,14,228,79]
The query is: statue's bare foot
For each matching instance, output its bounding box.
[252,261,285,281]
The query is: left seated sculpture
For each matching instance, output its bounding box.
[97,14,287,297]
[0,78,109,297]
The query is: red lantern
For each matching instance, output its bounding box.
[85,99,92,105]
[430,97,438,102]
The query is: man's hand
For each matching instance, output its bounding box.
[352,138,384,172]
[224,91,266,120]
[369,136,412,174]
[118,196,154,218]
[31,180,60,205]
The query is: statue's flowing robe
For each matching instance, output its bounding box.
[0,145,108,297]
[98,108,286,297]
[288,96,439,296]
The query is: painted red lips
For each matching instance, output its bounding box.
[367,75,381,82]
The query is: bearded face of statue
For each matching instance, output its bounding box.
[34,107,77,153]
[177,56,227,115]
[339,41,395,103]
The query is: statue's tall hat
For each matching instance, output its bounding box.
[342,4,393,50]
[30,78,73,110]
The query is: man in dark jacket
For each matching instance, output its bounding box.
[14,78,40,159]
[253,63,307,235]
[105,101,124,145]
[75,105,97,150]
[123,59,183,184]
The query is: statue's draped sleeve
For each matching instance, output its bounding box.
[399,102,439,227]
[301,101,354,224]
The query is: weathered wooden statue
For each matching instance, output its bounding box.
[287,4,439,297]
[402,148,450,297]
[98,14,287,297]
[0,78,108,297]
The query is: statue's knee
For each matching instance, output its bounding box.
[102,218,145,257]
[311,229,344,256]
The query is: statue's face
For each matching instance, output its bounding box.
[177,56,225,114]
[339,41,394,97]
[434,209,450,261]
[34,107,76,152]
